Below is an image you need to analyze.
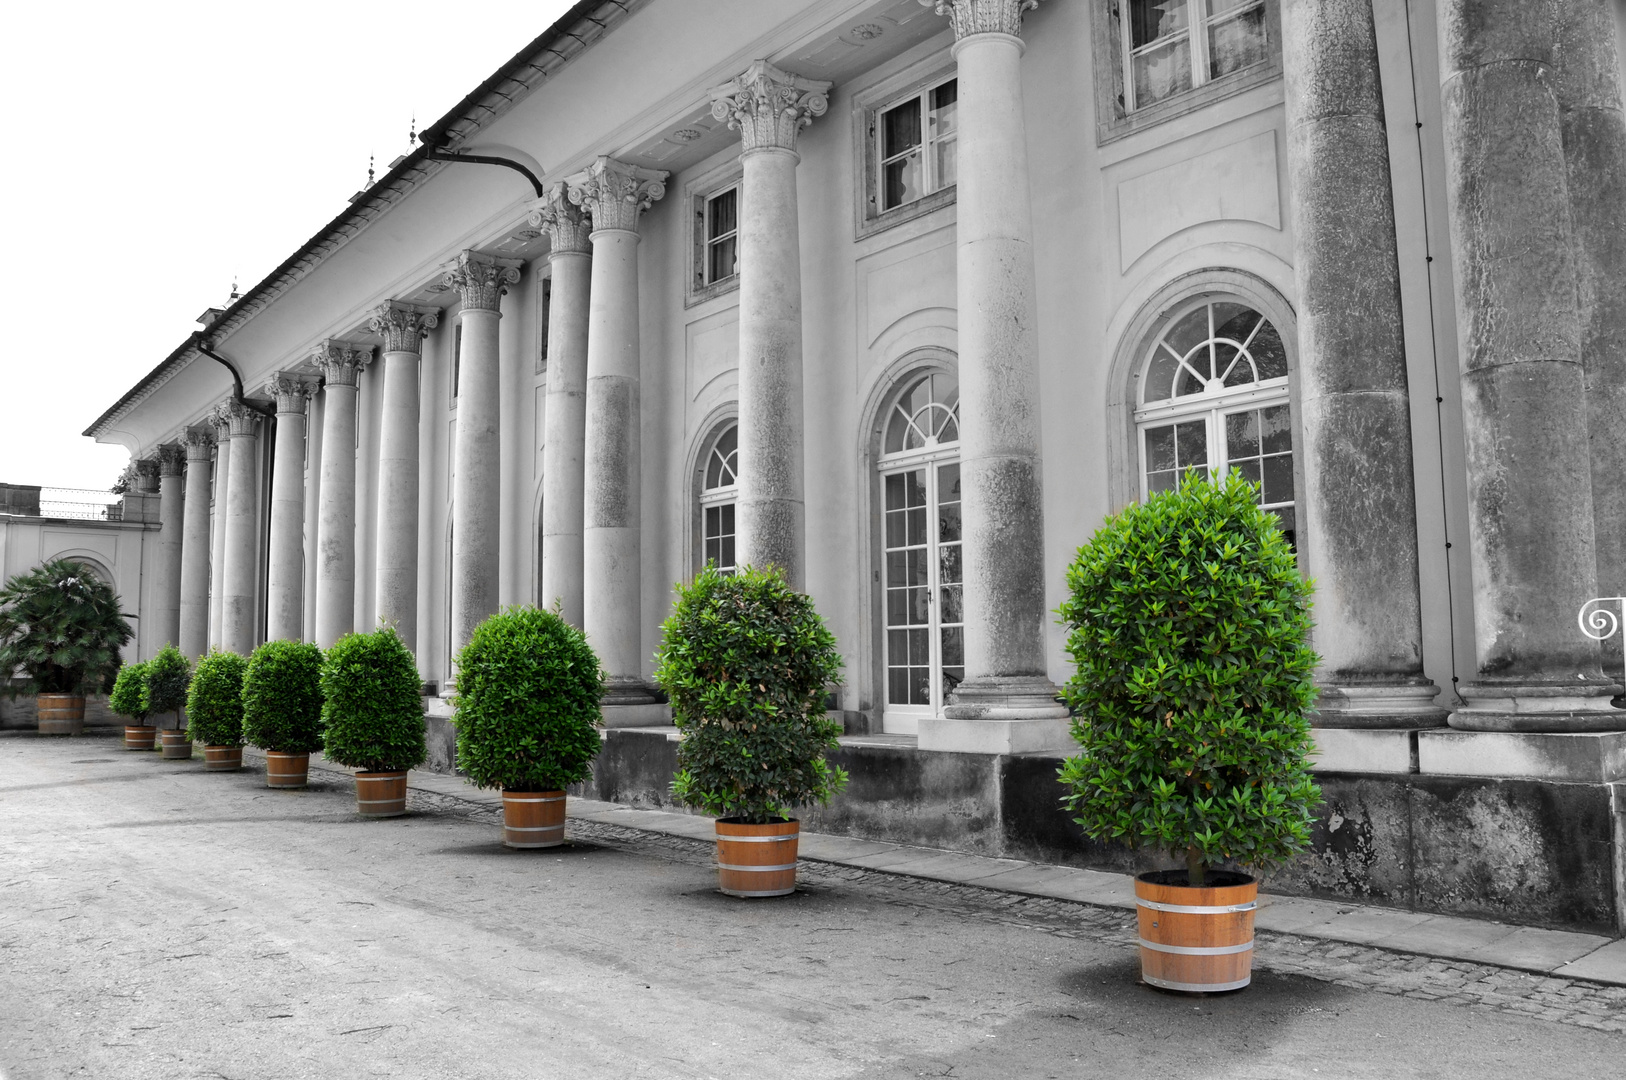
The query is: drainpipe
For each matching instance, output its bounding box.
[423,140,547,199]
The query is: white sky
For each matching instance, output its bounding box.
[0,0,579,491]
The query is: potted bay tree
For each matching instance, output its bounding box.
[146,645,193,759]
[243,640,325,788]
[321,627,425,817]
[109,660,153,749]
[187,650,247,771]
[0,558,132,736]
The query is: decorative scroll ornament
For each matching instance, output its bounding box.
[156,443,187,477]
[566,157,668,234]
[709,61,832,155]
[527,183,594,256]
[215,398,259,438]
[919,0,1042,38]
[312,341,371,387]
[1580,597,1626,641]
[111,463,138,495]
[183,427,217,460]
[369,301,441,354]
[265,373,317,414]
[133,457,162,492]
[442,251,522,312]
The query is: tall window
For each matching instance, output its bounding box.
[1122,0,1269,112]
[877,371,962,734]
[699,186,739,289]
[700,425,738,574]
[1135,298,1296,546]
[877,78,957,213]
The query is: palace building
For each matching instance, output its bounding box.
[85,0,1626,930]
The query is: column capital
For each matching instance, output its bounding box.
[920,0,1043,39]
[369,301,441,354]
[156,443,186,477]
[709,61,832,155]
[443,251,522,313]
[133,457,161,493]
[215,399,259,438]
[312,340,372,387]
[183,427,216,461]
[266,373,318,414]
[567,157,668,235]
[527,183,594,256]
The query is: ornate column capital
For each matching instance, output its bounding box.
[183,427,217,462]
[566,157,668,235]
[919,0,1042,39]
[156,443,187,477]
[266,373,318,414]
[369,301,441,354]
[527,183,594,256]
[215,399,259,438]
[312,340,372,387]
[709,61,832,155]
[133,457,162,493]
[443,251,522,313]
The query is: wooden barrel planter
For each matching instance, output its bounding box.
[501,790,566,849]
[355,771,408,818]
[203,745,243,771]
[36,694,85,735]
[159,730,194,760]
[715,818,799,898]
[124,725,156,751]
[1134,870,1258,993]
[265,752,310,789]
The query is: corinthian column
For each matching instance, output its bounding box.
[709,62,831,589]
[918,0,1068,753]
[153,443,186,652]
[218,400,261,657]
[445,251,521,658]
[178,429,215,658]
[370,301,439,654]
[529,185,594,627]
[569,157,667,702]
[207,411,231,649]
[265,375,314,642]
[1282,0,1444,727]
[1437,0,1622,729]
[313,341,370,649]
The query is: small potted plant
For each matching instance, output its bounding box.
[243,640,325,788]
[1058,471,1322,994]
[146,644,193,759]
[654,564,846,897]
[187,650,247,771]
[321,627,426,817]
[0,558,132,736]
[109,661,153,749]
[452,605,603,848]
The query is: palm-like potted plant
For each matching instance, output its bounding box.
[654,564,846,897]
[452,605,603,848]
[321,627,426,817]
[243,640,325,788]
[0,558,132,736]
[187,651,247,771]
[1058,471,1321,994]
[109,661,153,749]
[146,645,193,759]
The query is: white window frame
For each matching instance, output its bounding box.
[849,54,959,240]
[685,159,745,308]
[700,184,739,289]
[699,424,738,575]
[874,75,958,215]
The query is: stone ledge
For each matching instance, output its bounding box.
[1417,729,1626,782]
[1310,727,1416,774]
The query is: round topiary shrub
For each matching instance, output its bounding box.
[654,564,846,824]
[109,661,150,725]
[321,627,425,773]
[1057,471,1322,886]
[452,606,603,792]
[186,651,247,747]
[243,640,325,754]
[144,645,192,729]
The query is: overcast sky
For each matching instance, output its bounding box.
[0,0,578,492]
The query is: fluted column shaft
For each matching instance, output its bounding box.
[219,401,261,657]
[153,445,186,652]
[266,377,312,642]
[207,419,230,650]
[178,431,215,658]
[371,303,439,654]
[314,343,369,649]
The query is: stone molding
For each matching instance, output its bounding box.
[312,340,371,387]
[920,0,1042,38]
[133,458,161,493]
[156,443,186,477]
[709,61,832,155]
[216,399,259,439]
[527,183,594,256]
[369,301,441,354]
[567,157,668,235]
[443,251,522,313]
[183,428,216,461]
[266,374,317,414]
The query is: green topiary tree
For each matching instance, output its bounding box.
[144,645,192,729]
[321,627,425,773]
[186,651,247,747]
[0,558,133,696]
[242,640,325,754]
[108,661,150,725]
[452,605,604,792]
[1057,471,1322,887]
[654,564,847,824]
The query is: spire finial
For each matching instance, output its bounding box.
[409,114,416,146]
[368,154,375,187]
[229,275,240,302]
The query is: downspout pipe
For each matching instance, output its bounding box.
[197,336,276,418]
[423,141,547,199]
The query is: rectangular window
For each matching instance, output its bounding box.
[536,276,551,376]
[451,323,462,401]
[703,502,736,574]
[877,78,957,213]
[700,186,738,289]
[1121,0,1268,112]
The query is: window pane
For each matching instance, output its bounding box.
[708,188,737,239]
[1272,506,1297,551]
[1144,346,1180,402]
[705,535,720,566]
[930,80,958,135]
[886,509,907,548]
[888,667,910,705]
[1261,403,1293,454]
[887,550,907,585]
[907,507,927,546]
[1145,424,1176,473]
[906,548,929,587]
[1164,307,1210,362]
[882,97,922,159]
[938,462,960,503]
[935,136,957,192]
[1262,453,1294,505]
[941,626,964,668]
[1133,36,1193,106]
[1176,419,1208,471]
[1208,5,1268,79]
[1225,410,1260,457]
[888,629,908,663]
[1219,343,1256,386]
[1147,470,1177,494]
[910,668,931,706]
[906,471,928,508]
[887,588,908,624]
[707,235,736,284]
[939,545,962,587]
[884,472,906,511]
[1252,320,1289,380]
[883,151,924,210]
[908,588,929,625]
[1130,0,1190,48]
[939,583,963,624]
[719,535,735,572]
[1234,458,1262,490]
[939,500,962,543]
[719,503,735,536]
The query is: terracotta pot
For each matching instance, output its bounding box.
[715,818,799,898]
[124,725,156,751]
[1134,869,1257,993]
[159,730,193,760]
[265,751,310,789]
[36,694,85,736]
[355,771,408,818]
[203,745,243,771]
[501,790,566,849]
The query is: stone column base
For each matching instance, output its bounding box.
[923,676,1073,754]
[1314,679,1448,729]
[1449,680,1626,732]
[602,677,660,707]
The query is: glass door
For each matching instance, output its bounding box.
[881,460,963,733]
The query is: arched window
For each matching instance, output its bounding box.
[700,424,738,574]
[877,370,962,733]
[1135,298,1296,545]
